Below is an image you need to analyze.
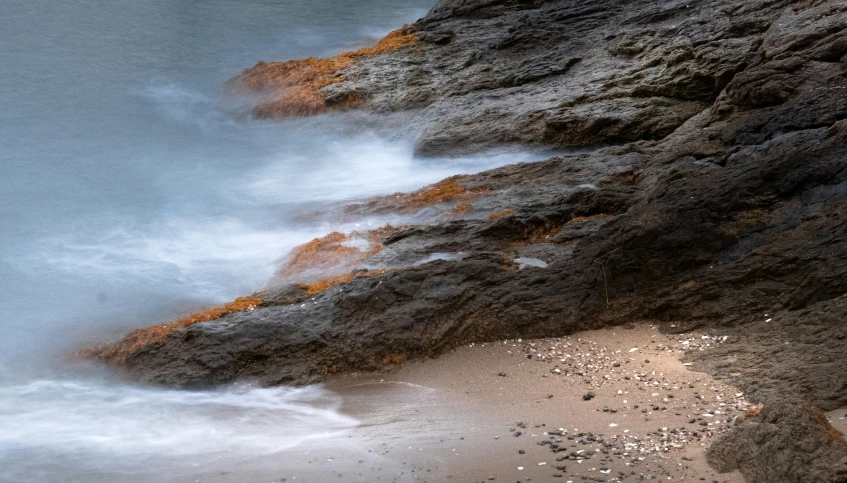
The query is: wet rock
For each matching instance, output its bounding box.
[230,0,787,156]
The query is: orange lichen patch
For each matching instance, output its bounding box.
[416,177,471,204]
[488,209,515,219]
[512,223,562,246]
[353,28,418,56]
[570,213,614,223]
[275,232,362,281]
[299,268,393,295]
[79,296,262,365]
[367,176,490,214]
[231,28,417,118]
[272,226,405,287]
[251,85,334,118]
[300,273,355,295]
[365,224,408,244]
[444,201,473,219]
[744,403,764,419]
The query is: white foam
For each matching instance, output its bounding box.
[27,217,325,300]
[143,83,233,128]
[515,257,549,269]
[242,134,539,204]
[0,378,356,469]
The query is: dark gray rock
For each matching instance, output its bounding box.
[317,0,793,155]
[707,398,847,483]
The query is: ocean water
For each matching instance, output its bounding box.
[0,0,544,480]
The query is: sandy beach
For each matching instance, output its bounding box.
[194,324,749,482]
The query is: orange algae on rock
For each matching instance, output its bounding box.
[231,28,417,118]
[300,273,356,295]
[415,177,471,204]
[487,209,515,219]
[364,175,490,214]
[299,268,393,295]
[744,403,764,419]
[444,201,473,219]
[275,232,364,282]
[80,225,406,366]
[79,296,263,364]
[271,225,404,287]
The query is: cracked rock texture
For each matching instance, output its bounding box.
[94,0,847,481]
[706,398,847,483]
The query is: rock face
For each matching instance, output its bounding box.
[88,0,847,481]
[230,0,821,156]
[706,398,847,483]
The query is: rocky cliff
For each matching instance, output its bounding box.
[85,0,847,481]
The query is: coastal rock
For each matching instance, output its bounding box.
[231,0,793,155]
[707,398,847,483]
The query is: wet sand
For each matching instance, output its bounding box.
[196,324,749,482]
[329,324,747,482]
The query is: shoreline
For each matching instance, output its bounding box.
[330,323,747,482]
[198,324,747,482]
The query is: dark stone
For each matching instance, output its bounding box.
[707,398,847,483]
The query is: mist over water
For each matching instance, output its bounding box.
[0,381,358,482]
[0,0,536,480]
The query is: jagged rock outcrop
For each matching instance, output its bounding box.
[231,0,817,156]
[86,0,847,481]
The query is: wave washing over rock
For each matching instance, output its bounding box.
[83,0,847,481]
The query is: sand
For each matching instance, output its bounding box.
[195,324,749,482]
[828,408,847,441]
